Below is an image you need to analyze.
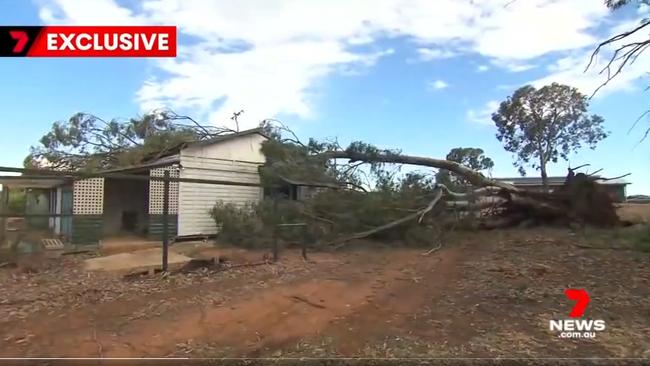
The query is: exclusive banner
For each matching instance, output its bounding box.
[0,26,176,57]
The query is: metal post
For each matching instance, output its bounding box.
[162,170,170,272]
[272,195,279,262]
[301,225,309,261]
[0,186,7,246]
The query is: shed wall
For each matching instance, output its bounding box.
[177,134,266,237]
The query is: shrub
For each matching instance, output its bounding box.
[630,225,650,253]
[7,190,26,214]
[209,201,263,248]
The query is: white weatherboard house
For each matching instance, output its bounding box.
[40,128,268,244]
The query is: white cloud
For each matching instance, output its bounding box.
[532,18,650,97]
[417,48,457,61]
[477,64,490,72]
[37,0,627,128]
[428,80,449,90]
[467,100,500,125]
[493,60,537,73]
[472,1,607,60]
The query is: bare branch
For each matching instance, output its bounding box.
[263,118,305,147]
[587,20,650,98]
[570,163,591,172]
[594,173,631,181]
[586,168,603,177]
[628,109,650,145]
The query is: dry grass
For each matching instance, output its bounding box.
[617,203,650,224]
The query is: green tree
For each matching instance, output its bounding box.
[435,147,494,190]
[491,83,608,189]
[24,110,237,171]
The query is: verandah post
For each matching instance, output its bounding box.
[162,170,170,272]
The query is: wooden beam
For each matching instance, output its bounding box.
[0,213,73,218]
[0,167,263,187]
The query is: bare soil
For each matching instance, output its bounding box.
[1,228,648,358]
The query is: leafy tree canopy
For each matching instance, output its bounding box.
[24,110,240,171]
[435,148,494,191]
[491,83,608,187]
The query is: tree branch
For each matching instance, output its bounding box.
[586,20,650,98]
[331,186,444,248]
[322,150,518,192]
[594,173,631,182]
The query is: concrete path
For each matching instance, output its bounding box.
[84,248,192,271]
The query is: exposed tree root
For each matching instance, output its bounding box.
[323,150,624,232]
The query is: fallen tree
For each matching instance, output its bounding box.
[323,150,517,191]
[322,148,625,229]
[207,122,629,249]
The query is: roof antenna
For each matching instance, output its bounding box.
[231,110,244,132]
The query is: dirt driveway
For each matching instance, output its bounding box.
[1,228,648,358]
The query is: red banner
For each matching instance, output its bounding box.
[0,26,177,57]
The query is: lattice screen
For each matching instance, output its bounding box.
[149,165,179,214]
[73,178,104,215]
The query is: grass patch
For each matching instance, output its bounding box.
[628,225,650,253]
[579,224,650,253]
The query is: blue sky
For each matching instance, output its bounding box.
[1,0,649,194]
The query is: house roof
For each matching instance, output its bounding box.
[495,176,630,186]
[101,127,268,174]
[0,176,68,189]
[183,127,267,149]
[278,175,342,189]
[100,154,181,174]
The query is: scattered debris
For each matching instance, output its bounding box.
[288,295,327,309]
[61,249,93,256]
[178,258,221,273]
[0,262,17,269]
[41,239,64,250]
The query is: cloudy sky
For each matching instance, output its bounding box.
[1,0,649,193]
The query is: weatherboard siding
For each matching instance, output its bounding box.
[148,214,179,240]
[71,215,103,245]
[177,134,266,237]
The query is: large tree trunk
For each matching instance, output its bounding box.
[324,150,518,191]
[540,156,549,192]
[322,150,621,228]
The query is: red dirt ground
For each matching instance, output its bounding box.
[1,228,648,358]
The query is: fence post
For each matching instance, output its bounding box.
[0,186,7,246]
[272,194,280,262]
[162,170,170,272]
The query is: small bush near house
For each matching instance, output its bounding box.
[8,190,26,214]
[209,199,321,249]
[209,201,263,248]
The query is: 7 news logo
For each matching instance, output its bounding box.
[549,289,606,339]
[0,27,41,57]
[0,26,176,57]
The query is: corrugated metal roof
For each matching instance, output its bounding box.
[495,176,567,185]
[184,127,267,148]
[495,176,629,186]
[0,176,67,188]
[100,154,181,174]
